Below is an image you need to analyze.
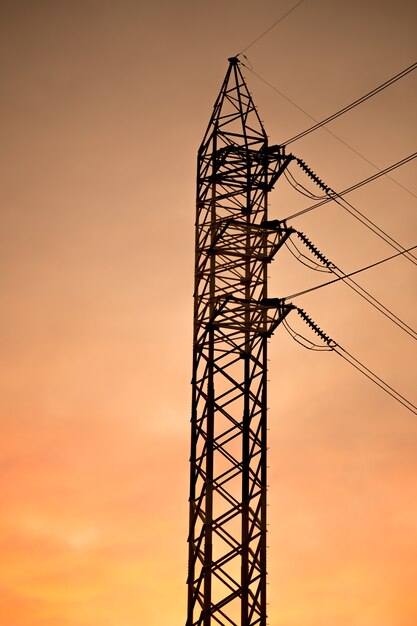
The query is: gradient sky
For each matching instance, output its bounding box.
[1,1,416,625]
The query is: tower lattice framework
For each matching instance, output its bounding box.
[186,58,294,625]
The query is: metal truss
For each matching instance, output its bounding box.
[186,58,294,625]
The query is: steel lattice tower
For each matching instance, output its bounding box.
[186,57,294,626]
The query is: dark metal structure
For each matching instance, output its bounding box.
[186,58,294,625]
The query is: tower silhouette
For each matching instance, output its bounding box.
[186,57,294,625]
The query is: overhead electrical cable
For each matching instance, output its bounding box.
[236,0,306,55]
[284,168,325,201]
[285,152,417,219]
[241,63,417,200]
[289,232,417,339]
[333,195,417,267]
[286,244,417,293]
[285,309,417,415]
[333,345,417,415]
[318,266,415,339]
[285,245,417,339]
[282,317,332,350]
[284,238,330,272]
[242,64,316,123]
[303,127,417,200]
[284,155,417,267]
[282,61,417,145]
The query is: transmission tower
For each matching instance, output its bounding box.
[186,57,295,625]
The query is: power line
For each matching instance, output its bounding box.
[289,232,417,339]
[334,345,417,415]
[284,155,417,268]
[325,269,415,340]
[305,126,417,201]
[282,317,332,351]
[285,237,329,272]
[242,64,315,122]
[331,194,417,267]
[236,0,306,56]
[284,245,417,341]
[284,168,324,201]
[282,61,417,146]
[285,152,417,219]
[284,309,417,415]
[241,63,417,200]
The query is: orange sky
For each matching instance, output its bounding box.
[1,1,416,625]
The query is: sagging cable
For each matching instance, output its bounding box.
[285,154,417,268]
[289,307,417,415]
[284,167,327,201]
[282,317,333,351]
[285,240,417,341]
[285,237,330,272]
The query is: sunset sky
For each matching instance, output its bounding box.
[1,1,416,625]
